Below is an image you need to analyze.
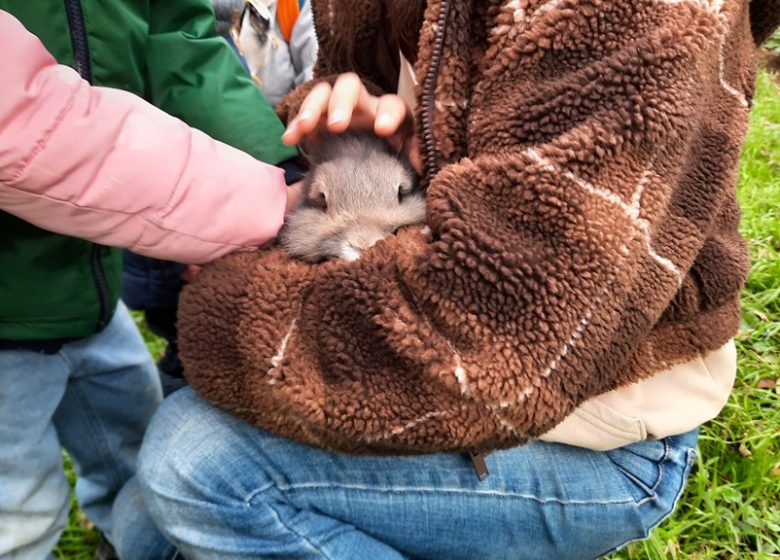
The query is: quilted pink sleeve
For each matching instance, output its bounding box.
[0,10,287,264]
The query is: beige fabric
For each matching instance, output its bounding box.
[540,341,737,450]
[397,50,418,113]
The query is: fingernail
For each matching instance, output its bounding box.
[298,109,312,121]
[375,113,393,130]
[328,109,348,125]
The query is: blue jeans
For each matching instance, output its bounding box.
[0,303,170,560]
[137,387,698,560]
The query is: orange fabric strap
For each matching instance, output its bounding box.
[276,0,300,43]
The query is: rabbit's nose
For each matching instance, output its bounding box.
[339,227,391,261]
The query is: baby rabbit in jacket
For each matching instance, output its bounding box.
[281,132,426,262]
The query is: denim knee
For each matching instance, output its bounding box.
[136,388,202,499]
[135,388,307,557]
[111,477,177,560]
[137,387,274,510]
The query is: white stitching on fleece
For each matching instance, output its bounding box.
[526,149,682,284]
[655,0,748,107]
[266,310,301,385]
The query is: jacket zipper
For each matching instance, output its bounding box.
[419,0,452,181]
[64,0,92,83]
[417,2,490,479]
[89,244,111,330]
[64,0,110,329]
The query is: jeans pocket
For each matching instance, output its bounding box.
[603,438,669,504]
[600,433,698,557]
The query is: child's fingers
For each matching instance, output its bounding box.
[327,73,368,132]
[374,95,410,137]
[181,265,203,283]
[283,82,333,144]
[285,182,304,215]
[285,74,412,146]
[299,82,333,126]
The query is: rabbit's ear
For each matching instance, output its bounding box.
[298,140,324,167]
[303,176,328,211]
[297,140,315,163]
[298,133,332,165]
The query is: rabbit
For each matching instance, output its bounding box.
[281,131,426,262]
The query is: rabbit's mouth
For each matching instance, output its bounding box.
[337,227,392,261]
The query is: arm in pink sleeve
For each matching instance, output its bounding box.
[0,10,287,264]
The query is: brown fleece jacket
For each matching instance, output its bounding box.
[179,0,777,454]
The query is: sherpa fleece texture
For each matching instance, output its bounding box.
[179,0,776,454]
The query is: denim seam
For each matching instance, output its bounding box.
[261,499,338,560]
[57,346,75,370]
[273,482,638,506]
[271,439,677,509]
[244,482,276,504]
[634,437,672,506]
[65,379,124,491]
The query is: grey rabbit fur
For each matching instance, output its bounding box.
[281,132,427,262]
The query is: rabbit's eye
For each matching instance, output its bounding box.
[310,192,327,211]
[397,186,405,204]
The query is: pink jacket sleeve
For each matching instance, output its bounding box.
[0,10,288,264]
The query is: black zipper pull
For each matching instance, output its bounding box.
[468,450,490,481]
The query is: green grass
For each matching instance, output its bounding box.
[613,70,780,560]
[54,454,102,558]
[55,73,780,559]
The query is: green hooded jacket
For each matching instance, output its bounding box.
[0,0,297,341]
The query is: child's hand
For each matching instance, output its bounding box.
[282,73,421,172]
[181,265,202,283]
[285,182,303,215]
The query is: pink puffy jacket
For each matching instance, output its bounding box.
[0,10,288,264]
